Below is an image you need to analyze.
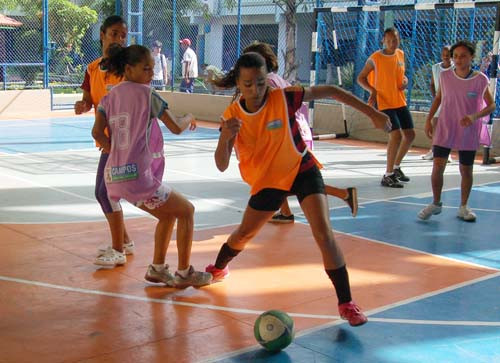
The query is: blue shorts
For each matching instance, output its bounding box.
[248,166,326,211]
[382,106,414,131]
[433,145,476,166]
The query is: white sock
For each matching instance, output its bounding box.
[176,267,191,278]
[394,165,400,169]
[384,172,394,177]
[152,264,165,272]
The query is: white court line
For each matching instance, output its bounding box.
[0,150,246,218]
[2,169,96,203]
[335,228,500,272]
[200,271,500,362]
[347,179,500,210]
[1,272,499,327]
[0,119,93,127]
[378,199,500,213]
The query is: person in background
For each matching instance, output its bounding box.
[422,45,453,162]
[179,38,198,93]
[418,40,495,222]
[74,15,133,267]
[357,27,415,189]
[151,40,168,90]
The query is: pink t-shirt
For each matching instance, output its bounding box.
[266,72,313,149]
[434,69,489,151]
[99,82,165,203]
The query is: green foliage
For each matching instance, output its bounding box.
[2,0,97,85]
[14,29,42,85]
[79,0,115,17]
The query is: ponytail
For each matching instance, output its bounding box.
[102,44,151,76]
[210,52,267,101]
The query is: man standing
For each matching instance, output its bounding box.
[179,38,198,93]
[151,40,168,90]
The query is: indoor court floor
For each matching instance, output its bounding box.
[0,114,499,363]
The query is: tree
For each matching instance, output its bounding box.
[272,0,306,83]
[0,0,97,84]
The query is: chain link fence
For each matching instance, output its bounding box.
[1,0,499,113]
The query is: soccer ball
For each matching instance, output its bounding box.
[254,310,294,352]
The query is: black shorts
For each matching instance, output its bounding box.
[248,166,326,211]
[382,106,414,131]
[433,145,476,166]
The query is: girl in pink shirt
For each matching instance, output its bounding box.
[92,44,212,288]
[418,40,495,222]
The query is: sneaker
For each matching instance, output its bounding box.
[144,264,175,287]
[457,205,476,222]
[447,154,453,163]
[393,168,410,182]
[174,265,213,288]
[418,202,442,220]
[205,264,230,282]
[98,241,135,256]
[94,246,126,266]
[344,187,358,217]
[421,150,433,160]
[269,212,294,224]
[381,174,404,188]
[338,301,368,326]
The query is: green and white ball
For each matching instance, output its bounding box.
[254,310,295,352]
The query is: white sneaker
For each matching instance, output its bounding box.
[98,241,135,256]
[457,205,476,222]
[94,246,126,266]
[418,202,442,220]
[422,150,433,160]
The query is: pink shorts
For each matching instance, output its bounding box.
[134,183,172,210]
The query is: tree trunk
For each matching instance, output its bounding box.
[283,0,298,83]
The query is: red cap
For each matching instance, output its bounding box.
[179,38,191,46]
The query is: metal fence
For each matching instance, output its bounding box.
[1,0,499,114]
[315,2,500,116]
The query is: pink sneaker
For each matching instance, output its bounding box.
[338,301,368,326]
[205,264,229,281]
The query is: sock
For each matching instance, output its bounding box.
[152,263,165,272]
[176,267,190,278]
[215,243,241,269]
[394,165,400,169]
[326,265,352,305]
[384,172,394,177]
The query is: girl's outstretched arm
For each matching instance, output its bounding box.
[303,85,391,132]
[159,110,196,135]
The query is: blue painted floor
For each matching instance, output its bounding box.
[0,116,219,154]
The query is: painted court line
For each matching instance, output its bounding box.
[379,199,500,213]
[1,272,499,327]
[337,230,500,272]
[2,169,97,203]
[360,179,500,203]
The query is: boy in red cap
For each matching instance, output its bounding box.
[179,38,198,93]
